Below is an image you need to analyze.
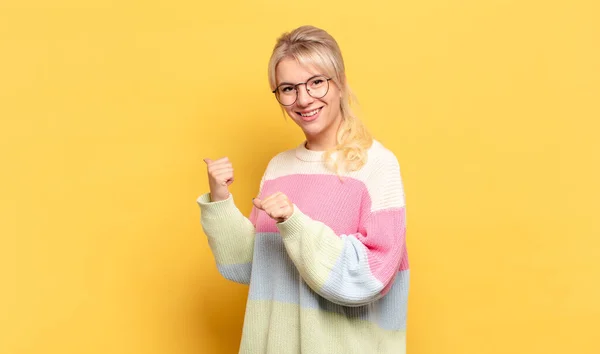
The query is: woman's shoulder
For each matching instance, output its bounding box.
[365,140,406,205]
[367,139,401,169]
[259,144,303,181]
[265,145,298,168]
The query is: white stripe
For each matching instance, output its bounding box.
[261,140,406,211]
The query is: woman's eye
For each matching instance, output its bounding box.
[280,86,294,93]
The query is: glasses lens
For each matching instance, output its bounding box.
[276,85,296,105]
[307,76,329,99]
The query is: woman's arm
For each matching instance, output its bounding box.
[277,156,407,306]
[197,193,257,284]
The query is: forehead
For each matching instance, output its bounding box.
[276,57,323,84]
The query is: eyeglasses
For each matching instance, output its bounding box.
[272,75,332,106]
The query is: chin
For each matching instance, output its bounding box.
[302,129,323,139]
[289,111,340,142]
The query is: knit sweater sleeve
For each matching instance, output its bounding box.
[196,193,259,284]
[276,155,407,306]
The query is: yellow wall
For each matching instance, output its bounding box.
[1,1,599,353]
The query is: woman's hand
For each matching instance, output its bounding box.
[253,192,294,223]
[203,157,234,202]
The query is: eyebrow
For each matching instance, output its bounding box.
[277,75,324,87]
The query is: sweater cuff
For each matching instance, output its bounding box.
[276,205,307,241]
[196,193,239,219]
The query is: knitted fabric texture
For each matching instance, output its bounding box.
[197,140,409,354]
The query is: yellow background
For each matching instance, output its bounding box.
[1,0,599,353]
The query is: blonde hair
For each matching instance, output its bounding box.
[268,25,373,173]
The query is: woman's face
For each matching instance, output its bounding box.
[275,58,343,147]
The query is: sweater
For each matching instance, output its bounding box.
[197,140,409,354]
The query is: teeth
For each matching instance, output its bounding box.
[300,108,319,117]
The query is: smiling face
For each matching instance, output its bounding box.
[275,57,343,150]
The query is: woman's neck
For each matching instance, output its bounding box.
[305,135,337,151]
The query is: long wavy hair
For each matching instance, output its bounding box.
[268,25,372,173]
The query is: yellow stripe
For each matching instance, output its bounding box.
[240,300,405,354]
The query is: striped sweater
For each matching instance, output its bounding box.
[197,140,409,354]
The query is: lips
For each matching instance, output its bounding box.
[296,107,323,122]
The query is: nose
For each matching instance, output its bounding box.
[295,84,314,107]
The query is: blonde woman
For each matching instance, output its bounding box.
[199,25,409,353]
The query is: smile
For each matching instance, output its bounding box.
[296,107,323,122]
[299,108,321,117]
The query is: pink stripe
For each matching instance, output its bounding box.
[358,208,407,285]
[254,174,367,234]
[252,173,408,289]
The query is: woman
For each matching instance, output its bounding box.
[198,25,409,354]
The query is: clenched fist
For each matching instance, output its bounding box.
[253,192,294,223]
[203,157,234,202]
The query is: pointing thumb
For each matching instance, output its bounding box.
[252,198,263,210]
[203,158,213,164]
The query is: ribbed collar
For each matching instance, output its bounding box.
[294,141,326,162]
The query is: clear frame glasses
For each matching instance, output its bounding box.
[272,75,332,106]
